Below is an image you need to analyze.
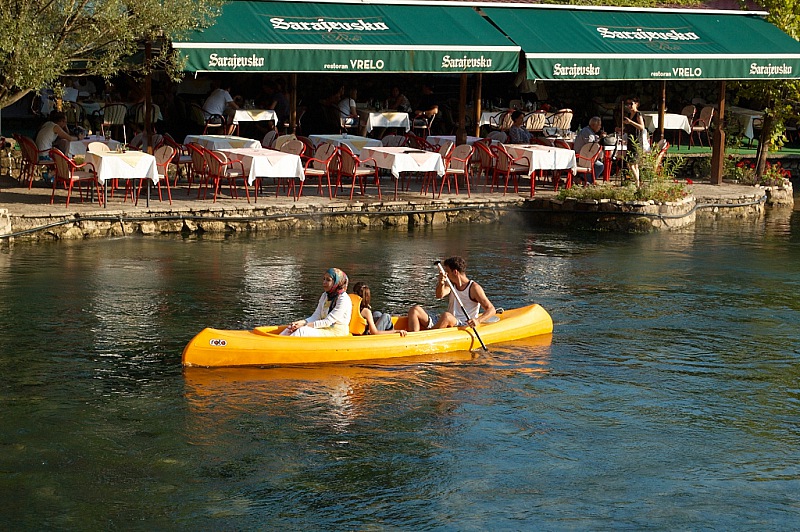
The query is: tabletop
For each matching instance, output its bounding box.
[68,136,122,157]
[85,151,158,185]
[232,109,279,124]
[505,144,577,176]
[727,106,764,139]
[360,146,445,179]
[641,112,692,134]
[308,134,382,155]
[218,148,305,186]
[357,110,411,134]
[184,134,262,151]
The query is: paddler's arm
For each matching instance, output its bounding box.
[467,282,495,327]
[435,271,450,299]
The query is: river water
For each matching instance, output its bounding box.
[1,212,798,529]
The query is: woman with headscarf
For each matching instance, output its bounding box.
[281,268,352,337]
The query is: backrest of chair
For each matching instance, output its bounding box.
[551,109,573,131]
[262,130,277,148]
[524,112,546,132]
[296,135,315,156]
[154,145,175,167]
[49,148,71,178]
[656,138,670,153]
[132,103,159,125]
[499,112,515,131]
[487,130,508,143]
[208,150,229,174]
[450,144,473,171]
[382,134,405,147]
[577,142,602,168]
[280,139,305,156]
[63,101,85,129]
[491,144,513,171]
[273,134,296,151]
[698,106,714,125]
[188,103,207,127]
[490,111,507,128]
[474,140,495,168]
[87,142,110,153]
[202,148,216,175]
[554,139,571,150]
[102,103,127,126]
[312,142,337,171]
[680,105,696,121]
[17,135,39,164]
[338,145,358,175]
[438,139,454,159]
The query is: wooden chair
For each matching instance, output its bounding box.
[186,142,207,195]
[438,144,474,198]
[295,136,315,163]
[491,144,530,195]
[273,134,296,151]
[524,111,547,137]
[261,130,277,149]
[487,130,508,143]
[49,148,102,207]
[472,139,496,192]
[152,145,175,204]
[337,144,380,200]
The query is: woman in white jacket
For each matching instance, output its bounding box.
[281,268,352,337]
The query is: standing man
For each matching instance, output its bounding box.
[407,256,495,331]
[573,116,606,184]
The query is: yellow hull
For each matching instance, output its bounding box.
[182,304,553,367]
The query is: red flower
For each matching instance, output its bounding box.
[686,179,694,184]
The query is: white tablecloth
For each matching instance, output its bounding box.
[478,109,509,127]
[505,144,577,177]
[85,151,158,185]
[357,110,411,134]
[184,135,262,150]
[308,134,382,155]
[68,136,121,156]
[641,112,692,134]
[728,106,764,140]
[232,109,279,125]
[359,146,444,179]
[218,148,305,186]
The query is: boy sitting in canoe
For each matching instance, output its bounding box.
[406,256,495,332]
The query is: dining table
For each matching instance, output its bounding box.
[184,134,262,151]
[232,109,279,126]
[641,112,692,134]
[359,146,445,200]
[308,134,382,155]
[504,144,578,177]
[727,106,764,140]
[356,110,411,135]
[478,109,509,128]
[85,150,159,207]
[67,135,122,157]
[218,148,305,201]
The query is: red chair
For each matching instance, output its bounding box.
[185,142,207,195]
[573,143,601,188]
[472,139,496,192]
[49,148,103,207]
[298,142,338,200]
[491,144,530,196]
[202,149,249,203]
[438,144,474,198]
[14,134,53,189]
[337,145,380,200]
[162,132,192,186]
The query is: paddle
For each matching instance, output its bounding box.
[434,260,488,352]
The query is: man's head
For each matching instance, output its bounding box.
[443,256,467,274]
[589,116,602,132]
[511,110,525,124]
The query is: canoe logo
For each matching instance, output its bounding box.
[209,339,227,347]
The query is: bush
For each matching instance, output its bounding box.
[723,156,791,186]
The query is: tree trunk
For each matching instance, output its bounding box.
[755,114,773,178]
[0,88,32,110]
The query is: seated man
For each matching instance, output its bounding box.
[202,81,239,135]
[407,256,495,331]
[35,110,83,160]
[573,116,606,184]
[338,87,359,129]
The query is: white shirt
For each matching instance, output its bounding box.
[338,97,356,118]
[202,88,233,118]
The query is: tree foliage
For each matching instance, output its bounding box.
[0,0,223,108]
[731,0,800,176]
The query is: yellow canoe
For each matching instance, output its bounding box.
[182,304,553,367]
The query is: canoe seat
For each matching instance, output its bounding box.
[349,293,367,335]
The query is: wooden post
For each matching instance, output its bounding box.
[657,80,666,142]
[144,40,153,155]
[457,74,468,145]
[710,80,726,185]
[289,74,298,134]
[474,73,483,137]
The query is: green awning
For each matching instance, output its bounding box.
[173,1,519,74]
[482,7,800,81]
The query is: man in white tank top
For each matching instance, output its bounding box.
[407,256,495,331]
